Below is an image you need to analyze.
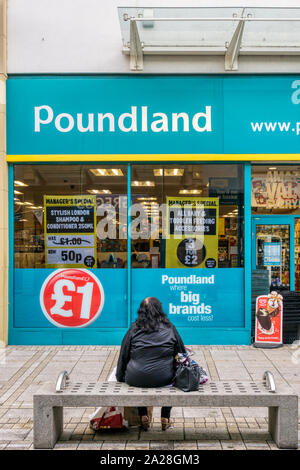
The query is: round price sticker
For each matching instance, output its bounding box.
[40,269,104,328]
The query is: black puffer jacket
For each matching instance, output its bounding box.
[116,322,186,388]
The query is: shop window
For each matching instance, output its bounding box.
[130,164,244,268]
[14,165,127,269]
[295,219,300,291]
[252,165,300,214]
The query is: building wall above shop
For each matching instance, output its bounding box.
[7,0,300,74]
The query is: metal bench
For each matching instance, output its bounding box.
[33,370,298,449]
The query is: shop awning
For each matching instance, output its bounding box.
[117,6,300,71]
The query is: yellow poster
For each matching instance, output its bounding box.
[166,197,219,269]
[44,195,97,268]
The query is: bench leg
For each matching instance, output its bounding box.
[268,399,298,449]
[34,398,63,449]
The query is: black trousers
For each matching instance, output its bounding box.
[138,407,171,419]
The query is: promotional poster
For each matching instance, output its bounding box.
[44,195,97,268]
[165,197,219,269]
[255,291,283,348]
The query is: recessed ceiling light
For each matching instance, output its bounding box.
[153,169,184,177]
[137,197,157,201]
[131,181,155,187]
[87,189,112,194]
[179,189,201,195]
[90,169,124,177]
[268,167,277,170]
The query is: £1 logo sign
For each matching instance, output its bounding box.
[40,269,104,328]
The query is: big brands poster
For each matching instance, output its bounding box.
[44,195,97,268]
[165,197,219,269]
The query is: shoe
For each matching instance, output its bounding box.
[161,417,172,431]
[140,415,150,431]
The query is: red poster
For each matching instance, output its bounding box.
[40,268,105,328]
[255,291,283,347]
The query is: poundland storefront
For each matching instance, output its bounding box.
[6,75,300,345]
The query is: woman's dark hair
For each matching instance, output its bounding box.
[134,297,171,333]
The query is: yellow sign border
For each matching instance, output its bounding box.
[7,153,300,162]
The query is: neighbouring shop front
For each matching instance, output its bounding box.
[6,75,300,345]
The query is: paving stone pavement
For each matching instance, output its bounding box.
[0,344,299,451]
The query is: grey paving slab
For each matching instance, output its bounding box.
[54,442,80,450]
[221,440,247,450]
[174,441,198,449]
[152,407,183,418]
[210,351,240,360]
[185,428,230,441]
[140,426,184,441]
[125,441,150,449]
[0,408,33,419]
[54,351,83,357]
[77,442,103,450]
[239,429,272,441]
[63,408,86,419]
[263,350,294,361]
[0,428,30,441]
[101,441,126,450]
[213,368,251,381]
[149,441,174,450]
[197,440,222,449]
[237,350,269,362]
[93,428,139,441]
[244,441,272,449]
[183,407,223,418]
[5,442,31,450]
[231,407,268,418]
[6,350,35,355]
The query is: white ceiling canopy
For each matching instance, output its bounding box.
[118,6,300,71]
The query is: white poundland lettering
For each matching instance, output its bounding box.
[162,274,215,285]
[34,105,212,134]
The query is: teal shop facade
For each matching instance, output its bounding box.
[7,75,300,345]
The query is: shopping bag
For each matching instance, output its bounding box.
[124,406,153,426]
[90,406,126,430]
[107,366,143,427]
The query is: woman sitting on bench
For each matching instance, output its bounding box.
[116,297,186,431]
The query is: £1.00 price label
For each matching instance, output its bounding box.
[40,269,105,328]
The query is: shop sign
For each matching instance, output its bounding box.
[44,195,97,268]
[7,76,300,158]
[263,242,281,266]
[165,197,219,268]
[40,268,105,328]
[254,292,283,348]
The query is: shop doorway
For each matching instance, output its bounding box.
[252,217,295,291]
